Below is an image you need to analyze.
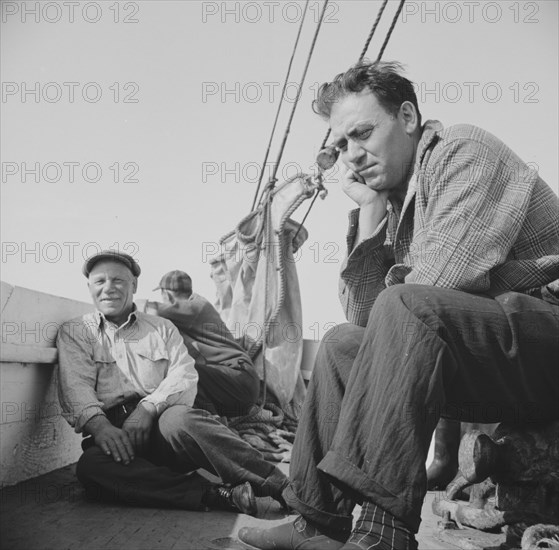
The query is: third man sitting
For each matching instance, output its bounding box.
[146,270,260,419]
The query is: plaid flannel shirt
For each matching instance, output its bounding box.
[339,120,559,327]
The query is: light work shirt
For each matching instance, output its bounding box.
[56,308,198,433]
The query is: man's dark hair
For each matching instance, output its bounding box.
[312,61,421,123]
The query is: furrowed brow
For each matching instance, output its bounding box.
[333,123,360,145]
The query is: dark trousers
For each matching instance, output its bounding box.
[77,399,287,508]
[283,285,559,533]
[194,359,260,417]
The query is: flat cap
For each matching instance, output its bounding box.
[153,270,192,294]
[82,250,141,277]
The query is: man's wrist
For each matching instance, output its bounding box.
[359,199,387,215]
[84,413,111,436]
[356,202,388,244]
[139,401,158,418]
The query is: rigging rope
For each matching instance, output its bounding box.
[376,0,407,61]
[294,185,321,240]
[320,0,392,150]
[242,2,331,421]
[268,0,330,186]
[251,0,310,212]
[358,0,389,62]
[245,0,406,412]
[296,0,407,241]
[223,1,408,453]
[254,0,331,208]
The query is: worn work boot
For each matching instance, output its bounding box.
[238,514,348,549]
[204,481,257,516]
[426,417,460,490]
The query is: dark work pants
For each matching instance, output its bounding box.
[283,285,559,534]
[194,360,260,418]
[77,401,287,508]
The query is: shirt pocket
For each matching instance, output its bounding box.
[92,349,119,397]
[135,344,169,392]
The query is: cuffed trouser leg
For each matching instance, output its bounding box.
[318,285,559,533]
[283,323,366,533]
[158,407,287,499]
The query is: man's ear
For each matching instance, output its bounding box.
[132,277,138,294]
[162,289,176,304]
[400,101,419,135]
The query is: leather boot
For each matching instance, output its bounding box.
[204,481,257,515]
[238,515,348,549]
[426,417,460,490]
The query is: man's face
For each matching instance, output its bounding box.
[88,260,137,325]
[330,90,418,194]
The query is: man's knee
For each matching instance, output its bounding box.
[365,285,445,348]
[318,322,363,353]
[230,365,260,410]
[313,323,364,379]
[372,284,493,348]
[371,284,458,325]
[373,284,431,312]
[196,362,260,416]
[158,406,212,442]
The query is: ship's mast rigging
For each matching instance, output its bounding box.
[250,0,408,216]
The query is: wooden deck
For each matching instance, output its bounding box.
[0,461,473,550]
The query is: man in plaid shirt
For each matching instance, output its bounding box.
[239,61,559,550]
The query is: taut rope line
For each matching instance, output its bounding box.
[295,0,407,243]
[251,0,311,212]
[320,0,390,150]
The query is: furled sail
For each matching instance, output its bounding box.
[209,175,317,412]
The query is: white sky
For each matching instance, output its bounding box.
[1,0,558,337]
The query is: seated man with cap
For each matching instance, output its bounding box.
[146,270,260,419]
[56,250,288,514]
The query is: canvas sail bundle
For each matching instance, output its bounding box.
[209,175,318,416]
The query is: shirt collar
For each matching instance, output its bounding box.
[401,172,417,215]
[95,304,138,329]
[390,120,442,217]
[414,120,444,173]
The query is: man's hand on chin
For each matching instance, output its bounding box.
[122,402,157,454]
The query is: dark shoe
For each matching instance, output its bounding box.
[206,481,257,516]
[238,515,347,549]
[426,417,460,490]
